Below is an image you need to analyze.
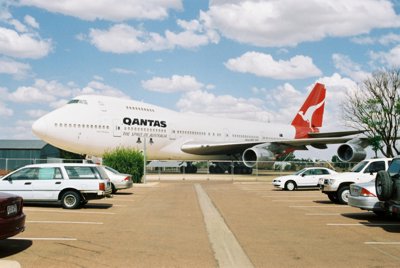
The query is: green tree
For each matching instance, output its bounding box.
[342,68,400,158]
[102,147,144,183]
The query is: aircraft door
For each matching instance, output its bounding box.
[223,128,230,141]
[169,124,176,140]
[113,119,122,137]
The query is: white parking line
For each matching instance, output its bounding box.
[195,184,254,268]
[290,205,353,208]
[272,200,315,202]
[27,220,103,225]
[265,195,323,198]
[327,223,400,226]
[365,242,400,245]
[306,213,341,216]
[10,237,77,241]
[24,208,115,215]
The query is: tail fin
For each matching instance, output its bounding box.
[291,83,326,138]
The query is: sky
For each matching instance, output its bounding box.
[0,0,400,160]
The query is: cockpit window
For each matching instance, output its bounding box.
[67,99,88,105]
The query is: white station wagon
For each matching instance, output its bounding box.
[0,163,112,209]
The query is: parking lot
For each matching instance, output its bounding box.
[1,179,400,267]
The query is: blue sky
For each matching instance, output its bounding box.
[1,0,400,159]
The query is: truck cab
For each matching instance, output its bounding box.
[319,158,392,204]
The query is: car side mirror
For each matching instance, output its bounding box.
[301,174,306,177]
[6,176,12,182]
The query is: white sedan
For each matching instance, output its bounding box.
[272,167,337,191]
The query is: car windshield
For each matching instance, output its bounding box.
[388,159,400,177]
[294,169,306,175]
[104,166,121,174]
[350,160,368,172]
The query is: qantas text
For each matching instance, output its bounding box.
[123,117,167,128]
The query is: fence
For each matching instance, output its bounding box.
[0,158,357,180]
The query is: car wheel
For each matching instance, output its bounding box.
[61,191,81,209]
[285,181,296,191]
[337,186,350,205]
[111,184,118,194]
[327,193,338,203]
[375,170,393,201]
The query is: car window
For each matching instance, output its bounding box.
[7,168,38,180]
[351,161,368,172]
[65,166,100,180]
[38,168,64,180]
[313,169,323,175]
[320,169,330,175]
[364,161,385,173]
[303,170,313,176]
[388,159,400,176]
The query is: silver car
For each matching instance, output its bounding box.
[348,181,386,216]
[103,166,133,194]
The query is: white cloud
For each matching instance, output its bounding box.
[111,68,136,75]
[19,0,182,21]
[142,75,205,93]
[370,45,400,66]
[0,102,13,116]
[177,90,272,122]
[26,109,47,118]
[351,33,400,46]
[8,79,128,107]
[0,58,31,79]
[24,15,39,29]
[78,81,128,98]
[203,0,400,47]
[332,54,370,82]
[225,52,322,80]
[87,22,219,53]
[0,26,52,59]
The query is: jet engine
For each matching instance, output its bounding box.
[337,142,367,162]
[242,147,275,168]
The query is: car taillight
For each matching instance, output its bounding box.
[360,188,376,197]
[124,176,131,181]
[99,182,105,191]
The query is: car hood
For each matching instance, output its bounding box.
[274,175,297,181]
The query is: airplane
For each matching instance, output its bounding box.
[32,83,367,174]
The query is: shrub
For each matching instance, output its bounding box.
[102,147,144,183]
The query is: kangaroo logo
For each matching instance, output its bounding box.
[297,99,325,131]
[291,83,326,139]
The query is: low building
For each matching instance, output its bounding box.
[0,140,61,172]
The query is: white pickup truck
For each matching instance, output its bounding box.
[319,158,392,204]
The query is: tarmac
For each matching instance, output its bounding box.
[1,175,400,267]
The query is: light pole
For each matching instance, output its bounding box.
[136,137,154,184]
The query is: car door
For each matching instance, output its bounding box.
[301,169,317,186]
[363,161,386,180]
[0,167,37,200]
[31,167,64,201]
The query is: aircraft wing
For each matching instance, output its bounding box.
[181,136,365,156]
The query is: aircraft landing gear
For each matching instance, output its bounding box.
[179,162,198,174]
[209,162,253,174]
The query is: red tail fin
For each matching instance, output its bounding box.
[291,83,326,138]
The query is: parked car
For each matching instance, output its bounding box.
[0,163,112,209]
[102,166,133,194]
[375,156,400,216]
[272,167,337,191]
[0,192,25,239]
[348,181,387,216]
[319,158,391,204]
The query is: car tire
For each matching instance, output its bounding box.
[61,191,82,209]
[337,186,350,204]
[111,184,118,194]
[285,181,296,191]
[327,193,338,203]
[375,170,393,201]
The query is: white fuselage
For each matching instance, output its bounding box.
[32,95,296,160]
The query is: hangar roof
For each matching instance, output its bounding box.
[0,140,47,150]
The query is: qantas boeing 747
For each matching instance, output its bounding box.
[32,83,367,174]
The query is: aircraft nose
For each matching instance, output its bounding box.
[32,115,49,139]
